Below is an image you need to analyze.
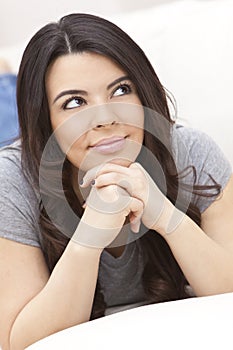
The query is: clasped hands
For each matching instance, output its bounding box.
[77,162,175,243]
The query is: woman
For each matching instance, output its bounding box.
[0,13,233,350]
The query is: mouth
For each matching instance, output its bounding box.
[89,136,128,154]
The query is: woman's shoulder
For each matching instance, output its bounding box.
[0,140,22,187]
[171,124,215,150]
[0,139,22,166]
[0,140,38,197]
[171,124,232,212]
[171,124,231,170]
[0,140,42,247]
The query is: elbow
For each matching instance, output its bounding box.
[0,329,21,350]
[8,334,20,350]
[193,284,233,298]
[8,326,28,350]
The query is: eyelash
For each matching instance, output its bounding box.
[112,82,133,97]
[61,96,86,110]
[61,82,133,110]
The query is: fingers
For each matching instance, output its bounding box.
[83,183,144,233]
[80,162,148,203]
[73,194,144,248]
[80,161,170,233]
[80,162,130,187]
[128,196,144,233]
[93,172,137,199]
[80,161,165,232]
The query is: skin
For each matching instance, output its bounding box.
[46,52,144,171]
[1,51,233,349]
[46,51,233,254]
[46,52,150,242]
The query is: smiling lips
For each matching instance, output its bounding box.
[90,136,127,154]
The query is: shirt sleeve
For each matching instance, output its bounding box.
[0,148,41,247]
[172,126,232,213]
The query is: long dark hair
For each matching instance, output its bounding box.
[17,13,220,319]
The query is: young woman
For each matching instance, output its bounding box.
[0,13,233,350]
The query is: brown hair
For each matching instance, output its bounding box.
[17,13,220,319]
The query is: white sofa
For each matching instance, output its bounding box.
[1,0,233,164]
[26,292,233,349]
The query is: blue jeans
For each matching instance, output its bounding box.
[0,74,19,146]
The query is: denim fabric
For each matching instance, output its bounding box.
[0,74,19,146]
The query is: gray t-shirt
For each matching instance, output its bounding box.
[0,126,232,314]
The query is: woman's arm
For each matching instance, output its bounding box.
[82,162,233,296]
[0,238,50,350]
[1,184,142,350]
[159,174,233,296]
[0,237,102,350]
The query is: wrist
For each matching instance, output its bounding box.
[68,238,103,257]
[81,205,125,230]
[72,206,125,249]
[152,201,187,237]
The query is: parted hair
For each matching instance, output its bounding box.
[16,13,220,319]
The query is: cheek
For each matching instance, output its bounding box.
[129,125,144,143]
[65,144,86,170]
[68,134,87,160]
[137,127,144,142]
[51,114,89,156]
[52,118,88,168]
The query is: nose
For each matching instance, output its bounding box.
[90,104,118,129]
[94,120,116,129]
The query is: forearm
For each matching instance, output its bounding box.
[9,240,102,349]
[160,210,233,296]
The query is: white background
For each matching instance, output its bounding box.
[1,0,232,165]
[0,0,175,46]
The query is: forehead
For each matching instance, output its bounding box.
[46,52,126,90]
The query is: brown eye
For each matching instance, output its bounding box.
[63,96,86,110]
[112,83,132,97]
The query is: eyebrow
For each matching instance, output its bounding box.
[53,89,87,104]
[52,75,131,104]
[106,75,130,90]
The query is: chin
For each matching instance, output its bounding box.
[71,138,142,171]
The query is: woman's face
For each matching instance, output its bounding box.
[46,52,144,171]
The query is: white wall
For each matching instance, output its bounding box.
[0,0,175,47]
